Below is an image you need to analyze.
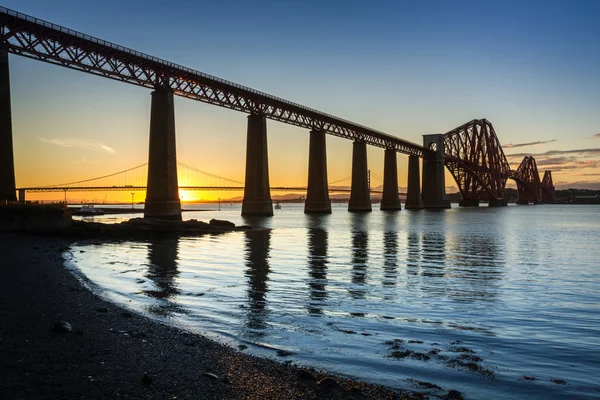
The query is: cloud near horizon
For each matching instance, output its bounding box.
[504,139,556,149]
[554,180,600,190]
[505,147,600,174]
[505,148,600,159]
[39,137,116,154]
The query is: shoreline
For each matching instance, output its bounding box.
[0,232,435,400]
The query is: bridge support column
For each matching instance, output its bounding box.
[422,134,451,209]
[144,87,182,220]
[0,49,16,202]
[242,114,273,216]
[405,155,423,209]
[348,140,372,212]
[488,198,507,207]
[305,129,331,214]
[18,189,25,204]
[459,199,480,207]
[380,149,401,211]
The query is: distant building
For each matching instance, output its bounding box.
[572,195,600,204]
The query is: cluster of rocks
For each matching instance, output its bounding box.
[0,204,72,232]
[0,204,250,237]
[65,217,250,237]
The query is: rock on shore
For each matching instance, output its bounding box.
[1,204,249,237]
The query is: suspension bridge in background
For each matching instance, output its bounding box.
[15,161,393,202]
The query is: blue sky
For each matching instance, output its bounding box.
[5,0,600,195]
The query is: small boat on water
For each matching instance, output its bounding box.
[72,204,105,216]
[274,201,282,210]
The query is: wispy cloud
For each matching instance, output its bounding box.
[594,133,600,138]
[506,147,600,174]
[506,148,600,158]
[504,139,556,149]
[39,137,116,154]
[71,158,99,164]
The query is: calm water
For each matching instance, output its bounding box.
[65,204,600,399]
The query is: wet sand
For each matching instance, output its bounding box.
[0,233,424,400]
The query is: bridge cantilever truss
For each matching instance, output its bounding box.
[0,6,427,157]
[443,119,556,206]
[509,156,541,204]
[443,119,511,206]
[540,171,556,203]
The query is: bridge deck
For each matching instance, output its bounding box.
[0,6,428,157]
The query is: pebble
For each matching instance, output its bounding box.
[203,372,219,380]
[297,370,315,381]
[443,389,464,400]
[141,373,153,384]
[317,377,344,393]
[53,320,72,332]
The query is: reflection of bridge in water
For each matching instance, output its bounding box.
[1,7,555,217]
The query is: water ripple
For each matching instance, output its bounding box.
[66,204,600,399]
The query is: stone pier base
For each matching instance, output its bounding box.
[422,135,451,209]
[348,141,372,212]
[305,129,331,214]
[380,149,401,211]
[0,49,16,202]
[242,114,273,216]
[404,155,423,210]
[144,87,181,220]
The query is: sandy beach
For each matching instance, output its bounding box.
[0,232,429,400]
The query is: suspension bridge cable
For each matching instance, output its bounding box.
[176,162,244,185]
[328,176,351,185]
[370,171,384,184]
[38,163,149,188]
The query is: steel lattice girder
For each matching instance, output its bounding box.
[443,119,510,201]
[541,170,554,188]
[0,6,427,157]
[510,156,541,201]
[540,170,556,202]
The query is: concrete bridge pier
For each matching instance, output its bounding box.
[304,129,331,214]
[144,87,182,220]
[0,49,17,202]
[404,155,423,209]
[242,114,273,216]
[380,148,402,211]
[348,140,372,212]
[422,134,451,209]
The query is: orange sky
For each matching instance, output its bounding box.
[6,1,600,203]
[10,47,600,203]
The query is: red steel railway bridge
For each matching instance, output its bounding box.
[0,7,554,219]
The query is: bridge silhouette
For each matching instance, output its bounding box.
[0,7,555,219]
